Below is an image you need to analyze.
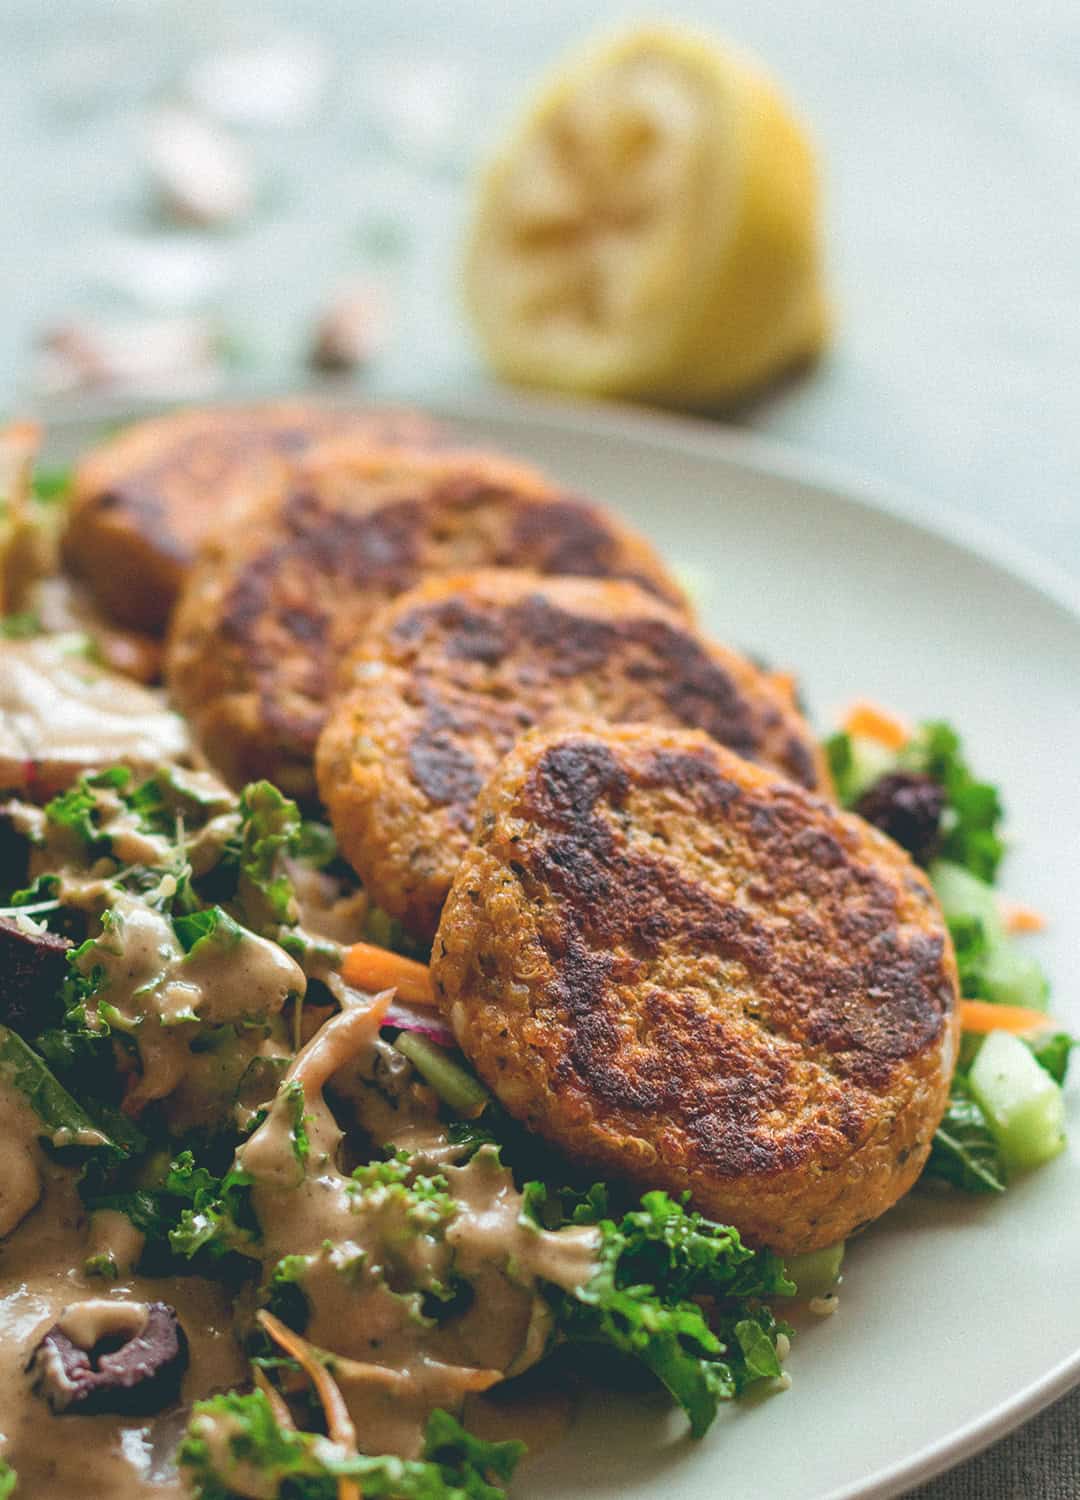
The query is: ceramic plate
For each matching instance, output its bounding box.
[45,390,1080,1500]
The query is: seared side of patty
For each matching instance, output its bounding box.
[167,448,688,800]
[64,402,444,632]
[319,569,827,941]
[432,722,959,1254]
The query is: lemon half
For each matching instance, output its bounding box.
[464,25,829,406]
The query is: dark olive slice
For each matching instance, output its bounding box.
[28,1301,189,1415]
[853,771,946,865]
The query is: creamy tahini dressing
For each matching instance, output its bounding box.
[1,922,599,1496]
[0,639,189,795]
[0,1161,246,1497]
[0,763,601,1497]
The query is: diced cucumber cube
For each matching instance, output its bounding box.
[969,1030,1066,1172]
[981,941,1050,1012]
[846,736,900,803]
[929,860,1003,940]
[784,1241,845,1300]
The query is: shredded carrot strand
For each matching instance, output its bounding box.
[1000,900,1047,934]
[257,1310,361,1500]
[842,701,910,750]
[254,1364,296,1431]
[959,999,1058,1035]
[341,942,435,1006]
[332,1352,503,1393]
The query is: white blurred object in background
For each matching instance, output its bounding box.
[34,316,222,397]
[185,36,331,128]
[145,108,254,227]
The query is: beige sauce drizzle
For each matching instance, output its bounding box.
[0,639,189,796]
[0,1165,246,1498]
[233,1005,600,1462]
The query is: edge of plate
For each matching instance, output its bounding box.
[37,380,1080,1498]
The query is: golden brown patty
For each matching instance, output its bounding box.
[166,448,688,800]
[432,722,959,1254]
[63,401,444,633]
[318,570,829,941]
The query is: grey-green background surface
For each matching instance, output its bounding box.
[3,3,1079,1495]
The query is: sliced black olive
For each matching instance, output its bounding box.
[0,916,70,1033]
[853,771,946,865]
[28,1301,189,1415]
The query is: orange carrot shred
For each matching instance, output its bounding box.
[1000,901,1047,934]
[959,999,1058,1036]
[257,1311,361,1500]
[341,942,435,1006]
[842,701,910,750]
[254,1365,295,1431]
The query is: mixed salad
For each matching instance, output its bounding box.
[0,705,1071,1499]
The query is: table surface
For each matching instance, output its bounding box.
[3,2,1079,1495]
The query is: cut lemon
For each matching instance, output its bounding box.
[464,25,829,406]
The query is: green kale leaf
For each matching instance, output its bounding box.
[43,767,132,853]
[923,1080,1006,1193]
[900,721,1004,882]
[1027,1031,1075,1085]
[947,913,990,998]
[236,781,303,932]
[179,1390,523,1500]
[530,1186,793,1438]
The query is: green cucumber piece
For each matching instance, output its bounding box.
[968,1030,1066,1172]
[980,941,1050,1012]
[393,1033,490,1118]
[784,1241,845,1300]
[929,860,1003,939]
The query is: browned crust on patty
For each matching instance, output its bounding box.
[432,722,959,1253]
[166,448,689,800]
[64,402,444,632]
[318,569,829,941]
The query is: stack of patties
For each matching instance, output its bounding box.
[164,445,690,798]
[314,562,956,1255]
[97,408,957,1255]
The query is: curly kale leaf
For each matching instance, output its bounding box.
[179,1391,523,1500]
[528,1185,793,1438]
[947,913,991,998]
[233,781,303,931]
[1027,1031,1075,1085]
[81,1148,257,1265]
[167,1151,257,1260]
[173,904,245,956]
[43,767,132,852]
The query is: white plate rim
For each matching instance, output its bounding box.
[39,384,1080,1499]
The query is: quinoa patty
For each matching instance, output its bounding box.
[64,401,444,633]
[166,448,688,800]
[432,722,959,1254]
[318,570,828,941]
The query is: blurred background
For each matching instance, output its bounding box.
[3,0,1079,576]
